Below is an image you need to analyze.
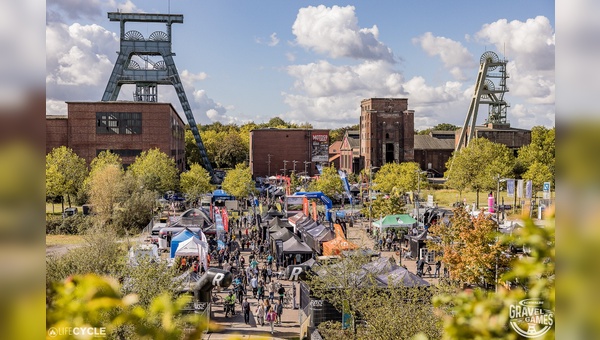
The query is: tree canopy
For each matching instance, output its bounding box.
[308,164,343,198]
[221,163,254,198]
[373,162,423,195]
[128,148,179,195]
[45,146,87,206]
[516,126,555,180]
[444,138,514,205]
[180,163,214,198]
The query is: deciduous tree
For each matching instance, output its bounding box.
[523,161,553,193]
[308,164,343,198]
[45,146,87,207]
[180,163,214,199]
[88,164,125,225]
[374,162,422,195]
[128,148,179,195]
[445,138,514,207]
[516,126,555,179]
[221,163,254,199]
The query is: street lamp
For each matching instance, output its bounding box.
[415,170,428,228]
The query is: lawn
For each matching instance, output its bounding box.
[46,234,85,246]
[419,189,552,209]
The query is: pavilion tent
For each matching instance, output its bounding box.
[174,236,209,271]
[322,224,358,256]
[268,223,283,234]
[282,236,313,254]
[270,227,294,242]
[288,212,306,226]
[373,214,417,230]
[376,266,430,287]
[169,228,200,258]
[302,224,335,254]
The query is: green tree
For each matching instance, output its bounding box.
[45,146,87,207]
[128,148,179,195]
[427,207,510,287]
[266,116,287,128]
[330,124,360,143]
[180,163,214,199]
[417,123,459,135]
[373,162,422,195]
[221,163,254,199]
[523,161,553,193]
[445,138,514,207]
[184,128,202,167]
[112,175,156,235]
[215,131,248,168]
[516,126,555,180]
[308,164,343,198]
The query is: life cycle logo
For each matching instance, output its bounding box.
[47,326,106,338]
[509,299,554,338]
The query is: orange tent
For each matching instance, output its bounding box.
[322,224,358,256]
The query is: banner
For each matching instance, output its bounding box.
[315,163,324,175]
[517,179,524,199]
[543,182,551,199]
[311,132,329,162]
[275,239,284,267]
[507,179,515,198]
[525,180,532,199]
[338,170,353,205]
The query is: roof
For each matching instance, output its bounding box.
[328,154,340,163]
[329,141,342,154]
[373,214,417,228]
[414,135,455,150]
[342,130,360,150]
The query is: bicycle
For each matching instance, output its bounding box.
[282,291,293,308]
[211,292,223,305]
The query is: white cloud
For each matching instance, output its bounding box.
[47,0,140,23]
[412,32,476,80]
[255,32,280,46]
[180,69,208,89]
[292,5,394,62]
[46,99,68,115]
[268,33,280,46]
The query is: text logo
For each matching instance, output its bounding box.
[509,299,554,338]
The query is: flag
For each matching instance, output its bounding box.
[525,180,532,199]
[507,179,515,198]
[517,179,524,199]
[338,170,353,205]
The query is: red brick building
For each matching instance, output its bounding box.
[249,129,329,178]
[360,98,414,168]
[340,130,360,174]
[46,101,186,171]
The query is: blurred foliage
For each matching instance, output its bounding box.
[433,210,555,339]
[46,274,210,340]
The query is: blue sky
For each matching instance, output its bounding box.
[46,0,555,130]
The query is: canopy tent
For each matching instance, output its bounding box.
[299,258,317,268]
[288,212,306,226]
[212,189,234,200]
[302,224,335,255]
[373,214,417,230]
[268,216,293,230]
[282,236,314,254]
[376,266,430,287]
[174,236,209,271]
[270,227,294,242]
[322,224,358,256]
[170,228,200,258]
[268,223,283,234]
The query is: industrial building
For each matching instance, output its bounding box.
[46,101,186,171]
[249,129,329,178]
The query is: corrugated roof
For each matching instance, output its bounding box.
[329,141,342,154]
[414,135,454,150]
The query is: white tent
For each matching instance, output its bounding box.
[175,235,209,270]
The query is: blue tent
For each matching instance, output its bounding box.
[170,228,200,258]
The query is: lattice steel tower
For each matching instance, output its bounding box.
[456,51,510,151]
[102,12,213,176]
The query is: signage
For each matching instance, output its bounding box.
[543,182,551,199]
[311,133,329,162]
[517,179,524,199]
[525,180,532,199]
[507,179,515,198]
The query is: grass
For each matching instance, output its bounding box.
[46,234,85,246]
[419,188,552,209]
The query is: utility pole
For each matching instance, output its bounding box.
[304,161,311,176]
[267,154,272,177]
[292,160,298,174]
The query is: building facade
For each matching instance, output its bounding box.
[46,101,186,171]
[359,98,414,169]
[413,133,455,177]
[249,129,329,178]
[455,123,532,154]
[340,130,361,174]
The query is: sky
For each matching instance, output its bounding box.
[46,0,555,131]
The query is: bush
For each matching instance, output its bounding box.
[58,214,95,235]
[46,214,62,234]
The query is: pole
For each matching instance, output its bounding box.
[496,174,500,223]
[293,160,297,174]
[267,154,272,177]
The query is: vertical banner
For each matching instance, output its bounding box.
[303,197,309,217]
[312,201,318,221]
[517,179,524,199]
[525,180,533,199]
[338,170,353,205]
[507,179,515,198]
[275,239,284,268]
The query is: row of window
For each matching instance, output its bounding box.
[96,149,142,158]
[96,112,142,134]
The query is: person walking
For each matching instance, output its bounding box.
[434,260,441,278]
[242,298,251,324]
[269,280,277,304]
[277,283,285,305]
[250,275,258,298]
[257,281,265,301]
[255,301,265,326]
[276,301,283,325]
[266,306,277,335]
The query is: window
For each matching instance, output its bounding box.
[96,149,142,158]
[96,112,142,134]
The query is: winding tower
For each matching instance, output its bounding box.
[456,51,510,151]
[102,12,213,176]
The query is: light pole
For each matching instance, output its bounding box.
[292,160,298,174]
[415,170,427,228]
[282,160,288,176]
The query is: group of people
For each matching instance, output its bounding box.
[251,299,284,334]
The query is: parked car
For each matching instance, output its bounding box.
[63,207,78,218]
